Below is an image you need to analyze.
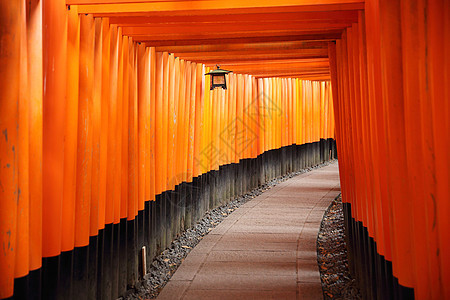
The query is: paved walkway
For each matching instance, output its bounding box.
[158,162,340,300]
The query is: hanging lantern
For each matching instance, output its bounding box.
[205,65,232,90]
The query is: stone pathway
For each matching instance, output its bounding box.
[157,162,340,300]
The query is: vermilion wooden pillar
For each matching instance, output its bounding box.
[105,24,119,225]
[91,17,103,238]
[167,54,176,189]
[16,0,30,284]
[379,0,415,291]
[154,52,164,196]
[27,0,44,279]
[429,1,450,298]
[137,43,148,208]
[99,17,110,230]
[400,0,436,297]
[0,1,21,297]
[161,52,169,191]
[149,46,156,201]
[62,4,79,253]
[76,14,95,248]
[192,63,203,178]
[365,0,393,265]
[42,0,67,258]
[119,35,129,220]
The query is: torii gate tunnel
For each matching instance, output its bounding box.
[0,0,449,299]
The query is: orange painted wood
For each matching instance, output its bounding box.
[75,0,365,16]
[208,76,215,170]
[155,41,329,54]
[26,0,43,272]
[348,24,365,229]
[280,79,286,147]
[357,9,382,255]
[99,17,110,228]
[344,28,359,222]
[0,0,351,292]
[179,50,329,64]
[75,14,95,247]
[137,43,147,209]
[212,85,220,169]
[171,56,180,186]
[199,66,209,174]
[106,24,119,224]
[161,52,169,190]
[256,78,264,153]
[429,1,450,297]
[187,62,197,179]
[140,32,341,47]
[338,31,357,214]
[192,63,204,177]
[127,39,138,219]
[357,13,376,241]
[334,39,348,200]
[400,1,440,297]
[319,82,325,139]
[224,75,230,162]
[177,59,187,182]
[364,0,392,260]
[266,78,273,151]
[379,0,414,287]
[242,75,249,159]
[42,0,67,257]
[250,75,255,158]
[252,76,259,158]
[167,54,176,189]
[136,44,147,210]
[111,11,358,28]
[144,44,153,205]
[134,31,342,45]
[15,0,30,279]
[154,52,164,195]
[291,79,296,146]
[113,27,123,223]
[174,57,183,185]
[182,61,192,181]
[145,46,152,205]
[299,79,304,144]
[230,74,238,163]
[119,35,129,220]
[219,84,226,165]
[149,47,156,201]
[271,78,277,149]
[122,22,351,39]
[0,0,21,295]
[90,17,103,235]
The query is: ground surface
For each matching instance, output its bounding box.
[317,196,362,299]
[135,162,341,300]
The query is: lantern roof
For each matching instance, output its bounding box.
[205,66,232,76]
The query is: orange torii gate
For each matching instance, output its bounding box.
[1,0,449,299]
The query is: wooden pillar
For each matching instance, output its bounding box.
[0,1,21,297]
[42,0,67,258]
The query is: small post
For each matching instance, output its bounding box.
[141,246,147,277]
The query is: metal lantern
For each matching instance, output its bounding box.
[205,65,232,90]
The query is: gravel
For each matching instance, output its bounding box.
[317,195,362,299]
[122,161,335,300]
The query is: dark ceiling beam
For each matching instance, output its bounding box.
[122,23,350,36]
[74,0,364,16]
[139,32,342,45]
[154,41,329,53]
[107,10,358,25]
